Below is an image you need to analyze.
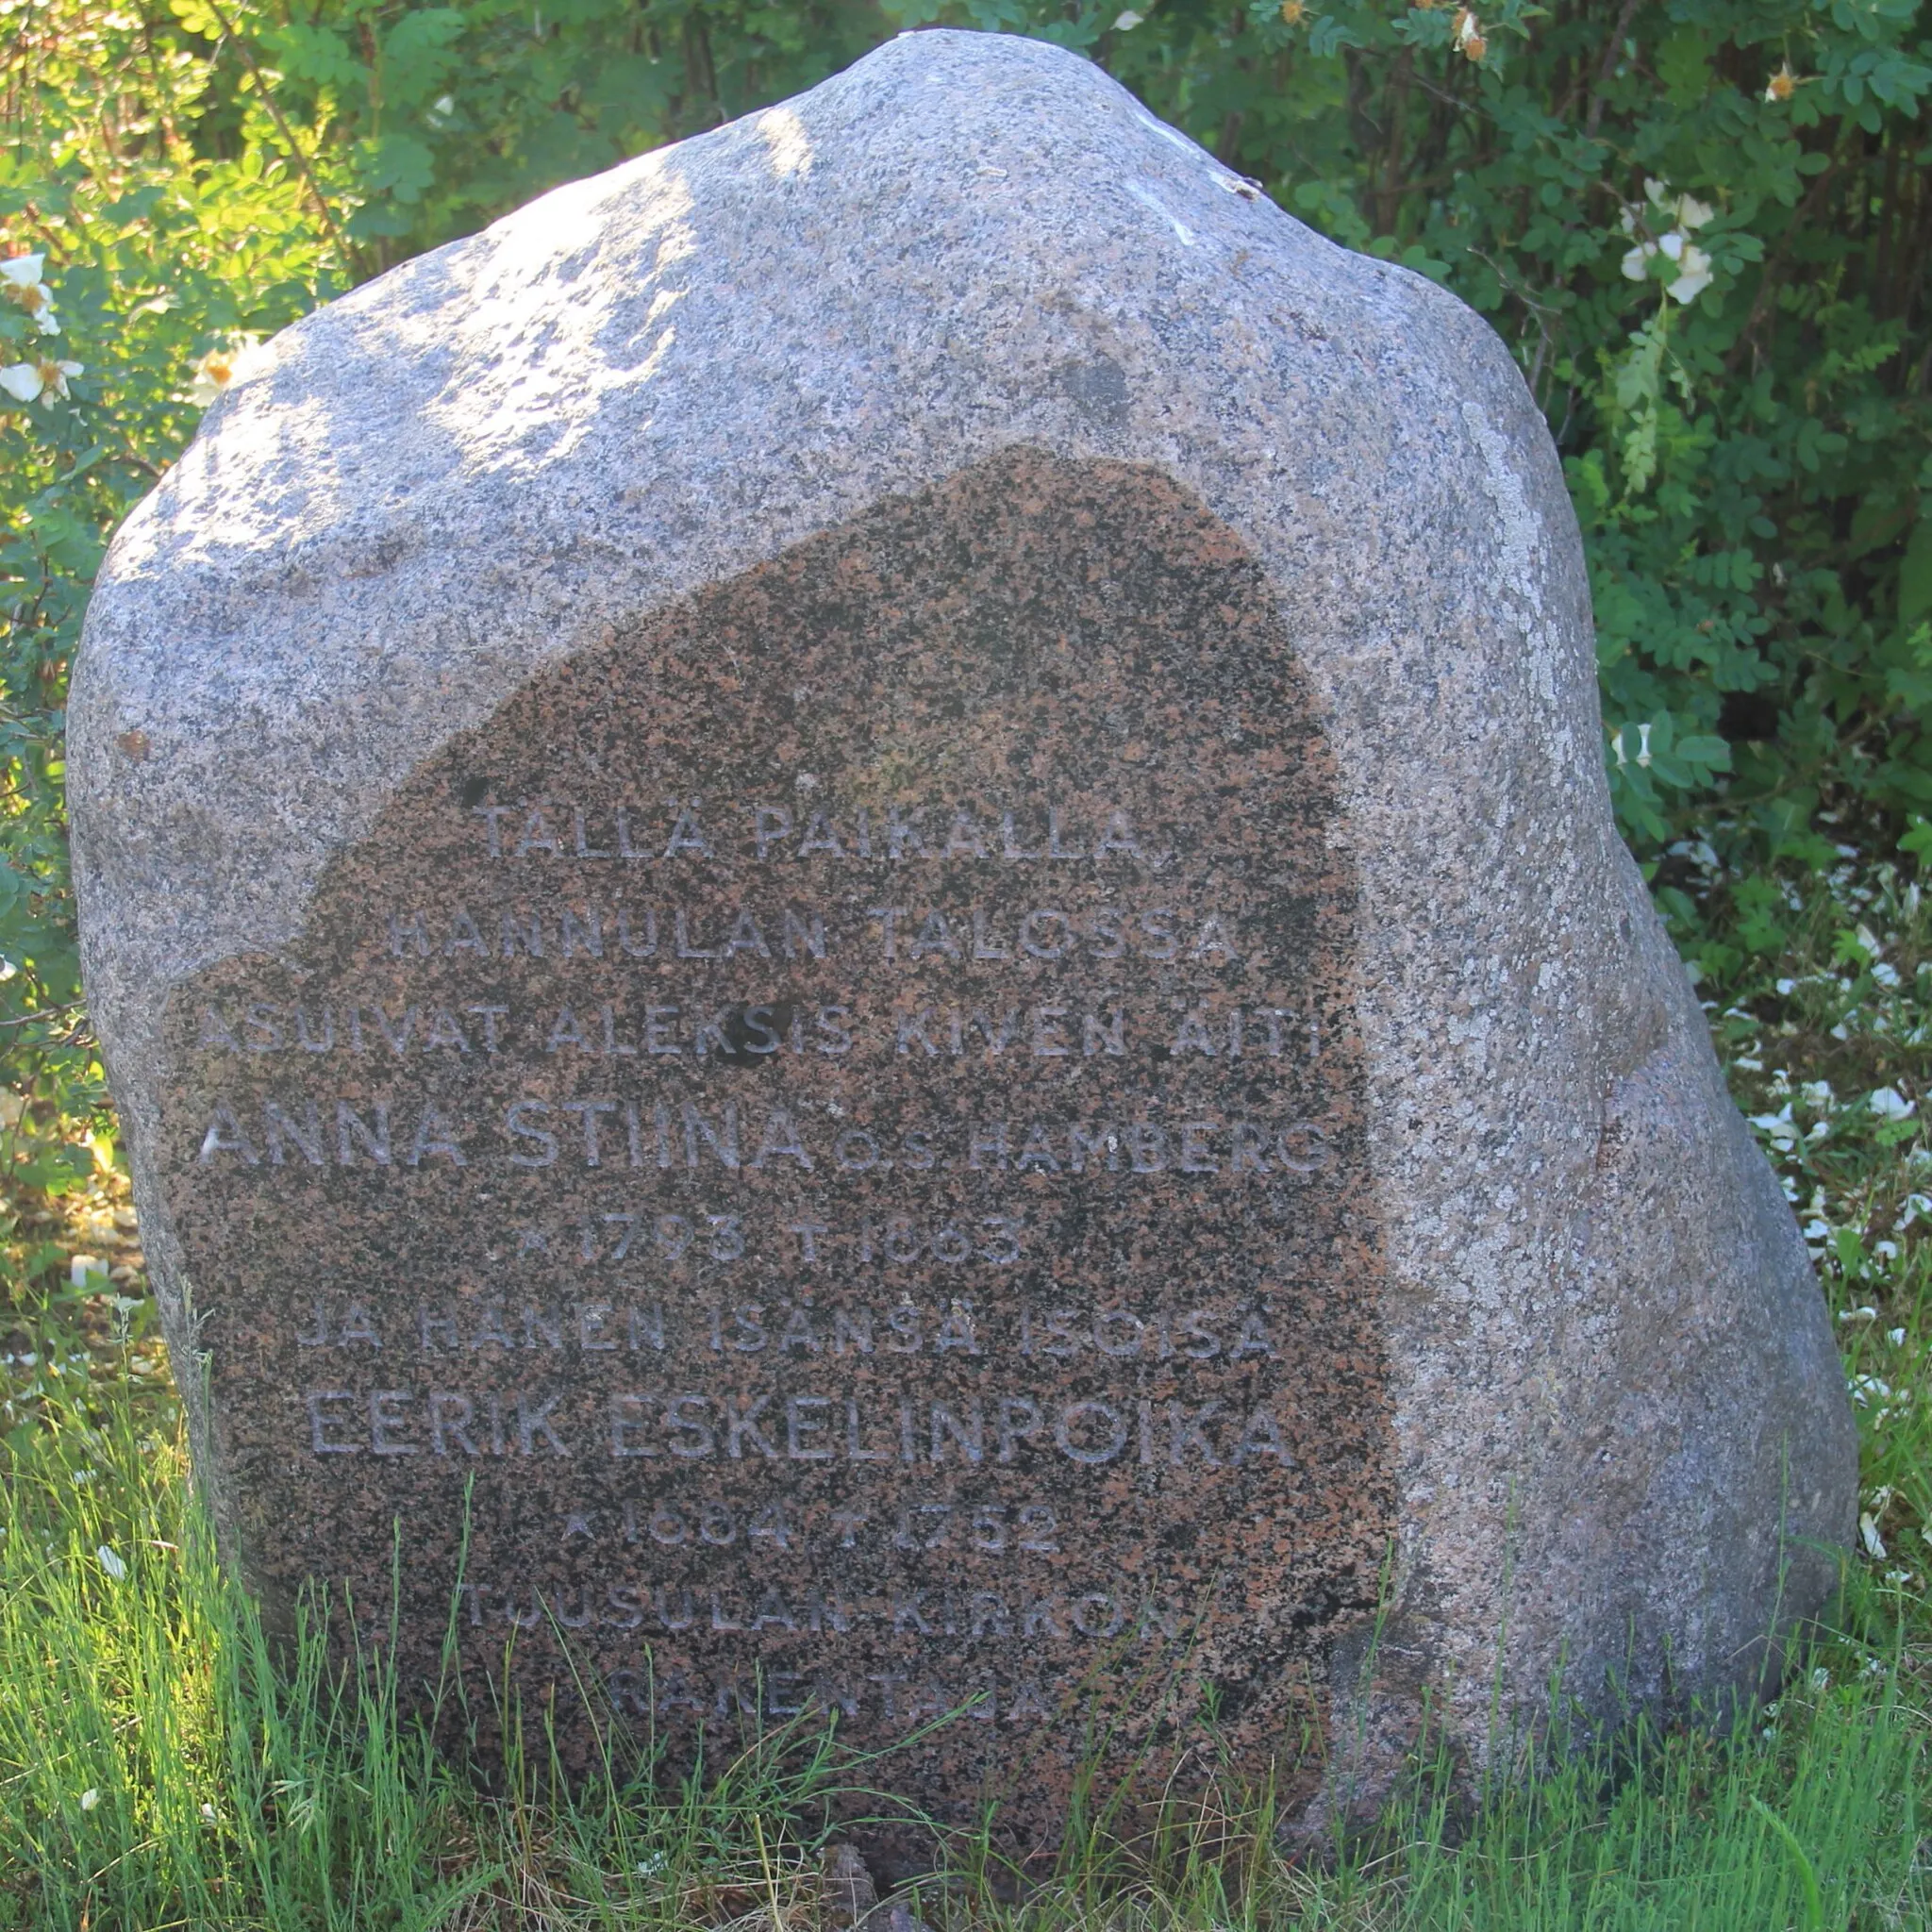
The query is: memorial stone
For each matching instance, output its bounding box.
[70,28,1857,1846]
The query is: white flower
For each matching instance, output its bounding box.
[1667,243,1712,303]
[1775,977,1797,995]
[189,336,263,408]
[1870,1087,1915,1121]
[1810,1665,1832,1690]
[78,1788,99,1811]
[1800,1079,1834,1107]
[0,357,82,403]
[95,1544,126,1580]
[189,348,233,407]
[1874,961,1901,988]
[69,1254,106,1291]
[1889,1327,1907,1346]
[1112,8,1144,25]
[0,254,59,334]
[200,1801,217,1823]
[1642,182,1713,229]
[1624,189,1717,299]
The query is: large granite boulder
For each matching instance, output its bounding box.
[68,27,1855,1846]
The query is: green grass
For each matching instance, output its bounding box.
[0,830,1927,1930]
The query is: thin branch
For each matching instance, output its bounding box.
[110,447,165,480]
[1585,0,1643,137]
[0,999,86,1028]
[1724,152,1844,375]
[200,0,353,267]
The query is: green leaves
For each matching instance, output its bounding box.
[1605,711,1735,842]
[1,11,350,1136]
[1900,528,1932,627]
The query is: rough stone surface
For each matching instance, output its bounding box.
[70,26,1855,1851]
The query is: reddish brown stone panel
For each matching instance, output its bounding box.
[158,449,1394,1847]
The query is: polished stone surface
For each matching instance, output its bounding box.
[157,452,1392,1832]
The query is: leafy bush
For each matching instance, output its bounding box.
[1091,0,1932,851]
[2,7,342,1143]
[2,0,1928,1108]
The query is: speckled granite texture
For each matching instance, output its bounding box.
[70,26,1855,1850]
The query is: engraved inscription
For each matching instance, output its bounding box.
[157,451,1395,1843]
